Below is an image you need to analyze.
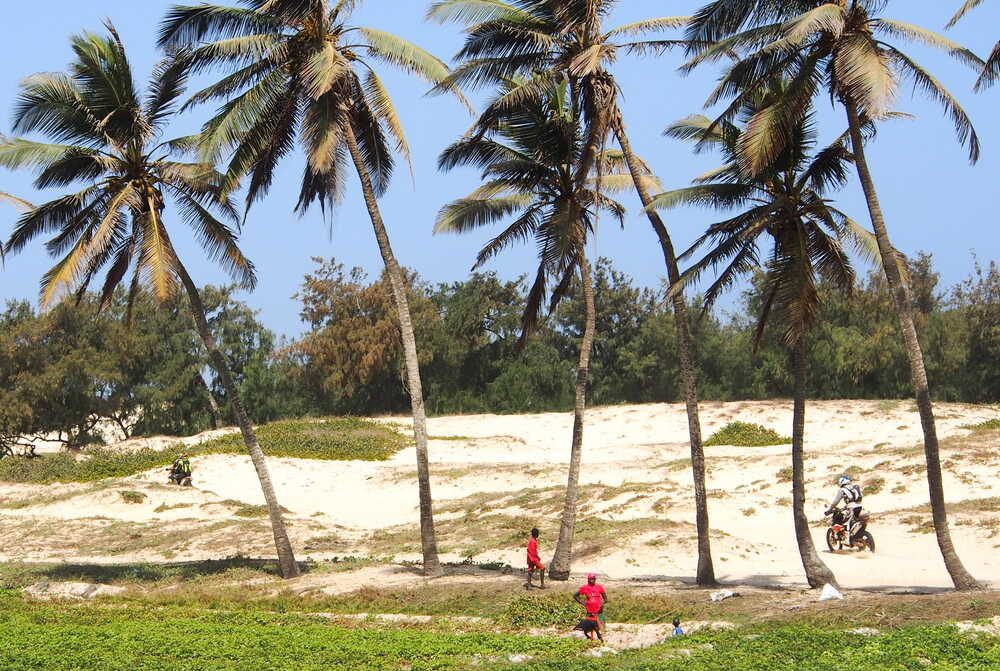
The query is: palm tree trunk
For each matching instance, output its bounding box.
[845,103,980,591]
[175,262,300,579]
[790,338,837,589]
[344,122,440,576]
[612,111,716,586]
[549,255,597,581]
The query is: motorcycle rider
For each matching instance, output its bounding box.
[825,475,863,543]
[168,452,192,485]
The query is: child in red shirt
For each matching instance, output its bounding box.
[525,527,545,589]
[575,573,608,630]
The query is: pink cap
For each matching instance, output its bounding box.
[586,573,597,580]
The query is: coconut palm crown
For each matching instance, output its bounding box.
[159,0,468,212]
[0,24,251,310]
[436,78,627,336]
[684,0,984,175]
[430,0,687,174]
[657,86,868,346]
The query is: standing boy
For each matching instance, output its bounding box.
[525,527,545,589]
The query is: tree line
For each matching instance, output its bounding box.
[3,252,995,443]
[1,0,996,588]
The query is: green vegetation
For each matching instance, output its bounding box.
[705,422,791,447]
[198,418,407,462]
[0,587,995,670]
[961,418,1000,432]
[118,490,147,504]
[0,418,405,484]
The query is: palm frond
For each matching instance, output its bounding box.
[946,0,985,28]
[605,16,689,39]
[426,0,530,25]
[873,19,983,71]
[832,34,897,120]
[883,44,980,163]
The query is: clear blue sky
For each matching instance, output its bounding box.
[1,1,997,338]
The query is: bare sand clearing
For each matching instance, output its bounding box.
[1,400,998,591]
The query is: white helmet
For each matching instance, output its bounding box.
[838,475,851,486]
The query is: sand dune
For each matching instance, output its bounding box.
[1,399,997,591]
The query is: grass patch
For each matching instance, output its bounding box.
[118,490,146,504]
[776,467,792,483]
[198,417,407,461]
[864,478,885,496]
[0,417,406,484]
[961,418,1000,433]
[0,590,995,670]
[705,422,790,447]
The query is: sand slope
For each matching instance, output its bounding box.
[1,400,997,591]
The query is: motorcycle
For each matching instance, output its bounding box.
[825,508,875,553]
[166,467,193,487]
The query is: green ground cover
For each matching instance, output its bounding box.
[0,418,406,484]
[0,590,995,671]
[704,421,791,447]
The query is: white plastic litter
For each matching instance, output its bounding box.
[709,589,739,602]
[818,583,844,601]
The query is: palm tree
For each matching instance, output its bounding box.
[655,88,873,586]
[0,25,300,577]
[159,0,467,575]
[685,0,984,591]
[947,1,1000,90]
[430,0,720,586]
[436,79,626,579]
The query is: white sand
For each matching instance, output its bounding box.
[1,400,997,591]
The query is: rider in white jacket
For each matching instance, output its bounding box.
[826,475,863,542]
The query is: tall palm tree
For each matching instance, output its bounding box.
[655,88,872,587]
[947,1,1000,90]
[430,0,720,586]
[685,0,984,591]
[159,0,467,575]
[436,79,626,579]
[0,25,300,577]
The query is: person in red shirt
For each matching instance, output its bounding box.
[574,573,608,630]
[525,527,545,589]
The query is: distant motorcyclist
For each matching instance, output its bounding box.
[825,475,863,542]
[168,453,192,486]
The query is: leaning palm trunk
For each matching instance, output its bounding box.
[344,122,441,576]
[549,256,597,581]
[612,112,716,586]
[845,103,980,591]
[175,262,300,578]
[790,339,837,588]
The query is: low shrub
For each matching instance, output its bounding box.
[705,422,791,447]
[498,593,581,628]
[0,418,406,484]
[118,490,146,504]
